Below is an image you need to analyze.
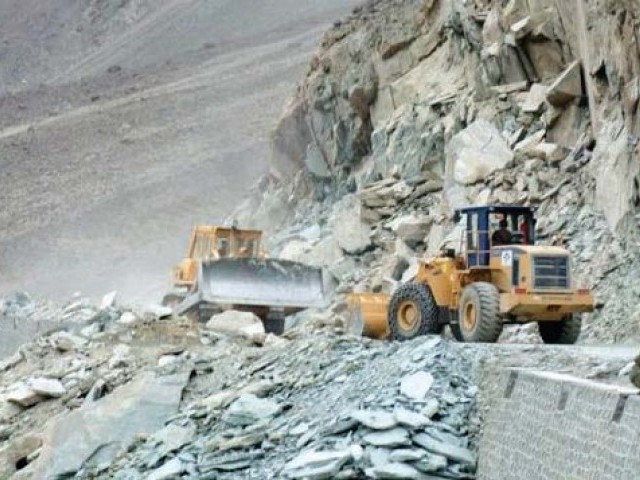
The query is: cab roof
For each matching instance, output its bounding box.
[455,205,536,216]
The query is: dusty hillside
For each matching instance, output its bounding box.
[240,0,640,344]
[0,0,358,302]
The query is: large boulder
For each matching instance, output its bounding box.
[390,213,432,249]
[31,372,190,478]
[205,311,266,344]
[447,119,514,185]
[329,195,372,254]
[304,236,345,268]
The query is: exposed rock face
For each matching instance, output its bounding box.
[236,0,640,343]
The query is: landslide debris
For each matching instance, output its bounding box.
[235,0,640,345]
[0,293,635,479]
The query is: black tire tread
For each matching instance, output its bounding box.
[459,282,503,343]
[538,315,581,344]
[263,317,285,336]
[161,292,185,307]
[450,323,464,342]
[388,283,441,341]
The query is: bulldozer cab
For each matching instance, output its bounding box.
[187,226,264,261]
[454,205,536,267]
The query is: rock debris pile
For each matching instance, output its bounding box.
[106,335,478,480]
[0,291,636,479]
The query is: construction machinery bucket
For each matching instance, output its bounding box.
[196,258,326,310]
[347,293,390,340]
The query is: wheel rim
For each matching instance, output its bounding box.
[398,300,420,331]
[463,301,476,332]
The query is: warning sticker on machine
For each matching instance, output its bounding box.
[501,250,513,267]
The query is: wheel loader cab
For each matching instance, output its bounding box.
[455,205,536,267]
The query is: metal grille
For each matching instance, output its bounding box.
[534,256,569,289]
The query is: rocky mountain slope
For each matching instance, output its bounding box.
[239,0,640,344]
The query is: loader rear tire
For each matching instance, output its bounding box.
[458,283,503,343]
[263,312,285,336]
[388,283,441,341]
[538,314,581,344]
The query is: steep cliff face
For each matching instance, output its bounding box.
[240,0,640,342]
[274,0,640,223]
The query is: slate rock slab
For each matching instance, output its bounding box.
[32,371,191,478]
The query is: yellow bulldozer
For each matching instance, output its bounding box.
[349,205,594,344]
[164,225,326,334]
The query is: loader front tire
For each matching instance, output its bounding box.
[538,314,581,345]
[458,283,503,343]
[388,283,441,341]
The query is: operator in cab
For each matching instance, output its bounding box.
[492,219,512,246]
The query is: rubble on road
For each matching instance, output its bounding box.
[105,334,480,479]
[0,289,635,479]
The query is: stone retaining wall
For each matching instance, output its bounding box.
[478,369,640,480]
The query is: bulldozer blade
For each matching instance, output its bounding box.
[195,258,326,310]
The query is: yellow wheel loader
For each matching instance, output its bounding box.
[349,205,594,344]
[164,226,326,334]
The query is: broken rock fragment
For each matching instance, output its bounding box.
[546,61,583,107]
[27,378,66,398]
[30,371,190,478]
[349,409,398,430]
[363,427,411,447]
[400,371,434,401]
[6,383,44,408]
[413,433,476,467]
[222,394,280,426]
[284,448,354,479]
[447,119,514,185]
[365,462,427,480]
